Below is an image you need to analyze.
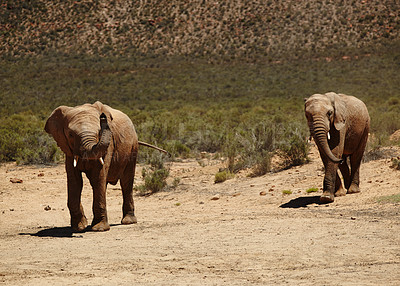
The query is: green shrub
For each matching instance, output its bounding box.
[0,113,61,164]
[214,169,234,183]
[135,153,170,196]
[390,158,400,170]
[165,140,191,158]
[277,123,309,169]
[223,121,275,176]
[282,190,293,195]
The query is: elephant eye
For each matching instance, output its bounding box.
[327,110,333,117]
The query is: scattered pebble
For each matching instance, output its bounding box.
[10,178,23,184]
[211,194,220,200]
[38,173,44,177]
[232,193,241,197]
[259,191,267,196]
[44,205,51,211]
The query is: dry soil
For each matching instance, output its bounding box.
[1,144,399,285]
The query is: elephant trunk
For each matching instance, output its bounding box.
[312,118,342,164]
[79,113,112,161]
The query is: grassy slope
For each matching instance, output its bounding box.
[0,1,400,164]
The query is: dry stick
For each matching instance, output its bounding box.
[138,141,170,156]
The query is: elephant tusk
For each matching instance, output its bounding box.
[99,157,104,165]
[73,156,79,167]
[327,132,331,141]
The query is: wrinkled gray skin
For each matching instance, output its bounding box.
[45,102,138,231]
[305,92,370,203]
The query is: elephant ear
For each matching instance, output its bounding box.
[326,92,346,131]
[45,106,73,156]
[92,101,114,123]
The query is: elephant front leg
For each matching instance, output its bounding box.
[88,168,110,231]
[321,162,338,203]
[66,158,87,232]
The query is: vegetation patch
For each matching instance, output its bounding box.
[306,187,319,193]
[376,193,400,204]
[0,37,399,172]
[135,153,170,196]
[214,169,234,184]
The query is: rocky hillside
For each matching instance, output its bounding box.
[1,0,399,59]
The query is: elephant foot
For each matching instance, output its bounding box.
[320,191,334,203]
[335,186,347,197]
[71,215,88,232]
[348,184,360,194]
[91,220,110,232]
[121,213,137,225]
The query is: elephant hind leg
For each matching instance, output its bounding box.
[339,156,351,190]
[348,163,361,194]
[120,160,137,225]
[348,130,368,194]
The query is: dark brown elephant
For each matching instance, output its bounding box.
[45,101,154,231]
[305,92,370,203]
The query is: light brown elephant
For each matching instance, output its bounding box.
[45,101,166,232]
[304,92,370,203]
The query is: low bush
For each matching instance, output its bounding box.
[0,113,61,164]
[1,48,399,170]
[135,153,170,196]
[214,169,234,184]
[277,123,310,169]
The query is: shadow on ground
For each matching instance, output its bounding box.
[19,224,122,238]
[280,195,325,208]
[19,227,78,238]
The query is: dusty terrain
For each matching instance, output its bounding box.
[1,144,399,285]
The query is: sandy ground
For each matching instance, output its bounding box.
[0,144,399,285]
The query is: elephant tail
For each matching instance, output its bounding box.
[138,141,170,156]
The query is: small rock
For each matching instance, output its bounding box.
[351,217,356,220]
[44,205,51,211]
[211,194,220,200]
[38,173,44,177]
[232,193,241,197]
[259,191,267,196]
[250,184,255,187]
[10,178,23,184]
[268,188,274,192]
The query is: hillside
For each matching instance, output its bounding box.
[1,1,400,166]
[1,0,399,59]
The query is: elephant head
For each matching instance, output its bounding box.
[304,92,346,163]
[45,101,113,166]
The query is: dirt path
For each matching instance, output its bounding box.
[1,145,399,285]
